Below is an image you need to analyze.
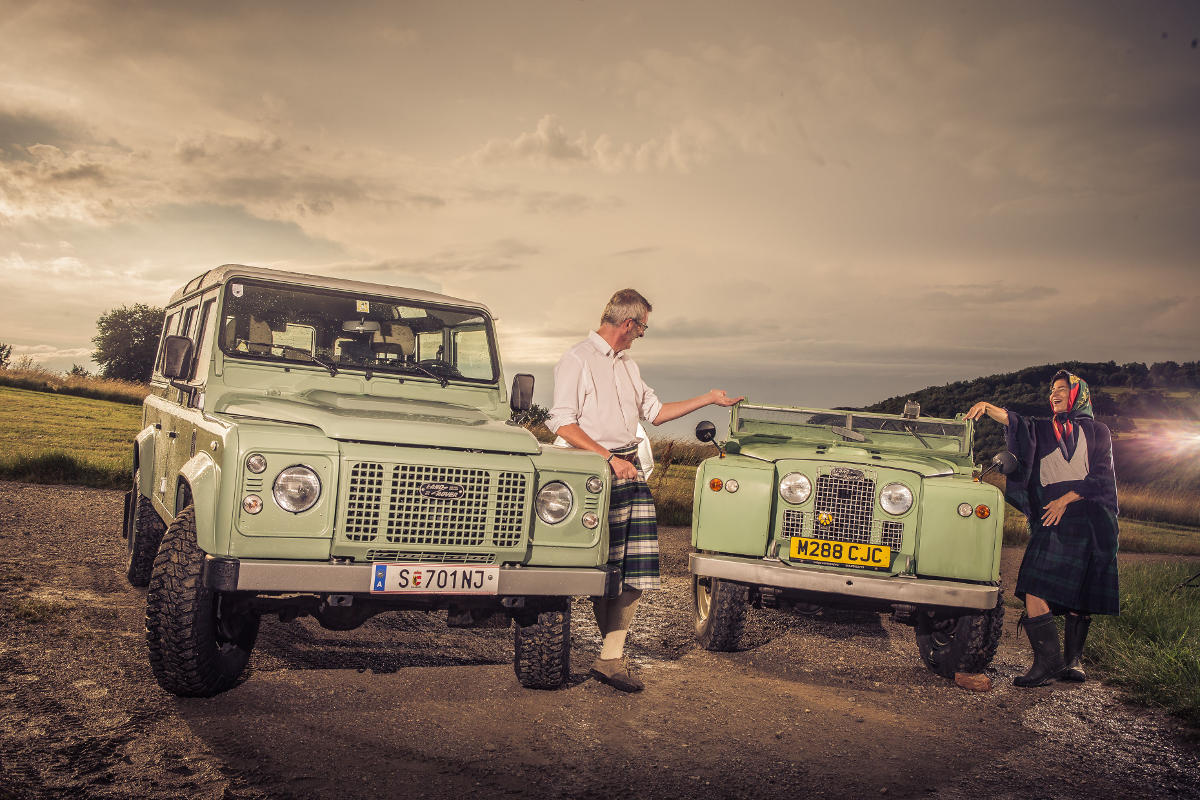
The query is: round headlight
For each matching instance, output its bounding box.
[880,482,913,515]
[272,466,321,513]
[586,475,603,494]
[779,472,812,504]
[535,481,573,524]
[246,453,267,474]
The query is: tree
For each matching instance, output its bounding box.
[92,304,164,382]
[0,342,10,370]
[68,364,90,378]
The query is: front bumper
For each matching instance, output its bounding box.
[205,556,621,598]
[690,553,998,611]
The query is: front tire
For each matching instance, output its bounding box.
[914,593,1005,678]
[512,599,571,689]
[145,505,259,697]
[693,574,747,651]
[125,471,166,587]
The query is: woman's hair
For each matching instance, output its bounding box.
[601,289,652,326]
[1051,369,1074,385]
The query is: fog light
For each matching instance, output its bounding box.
[975,504,991,519]
[725,479,739,493]
[243,495,263,514]
[709,478,723,492]
[582,511,599,529]
[957,502,973,517]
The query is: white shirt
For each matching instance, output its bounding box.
[546,330,664,450]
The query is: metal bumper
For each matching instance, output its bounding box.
[690,553,998,611]
[205,557,621,598]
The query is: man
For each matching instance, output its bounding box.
[546,288,743,692]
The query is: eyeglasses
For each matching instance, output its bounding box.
[627,318,648,334]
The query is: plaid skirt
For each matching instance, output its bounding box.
[1015,500,1120,615]
[607,444,660,591]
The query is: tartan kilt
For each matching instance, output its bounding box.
[1015,500,1120,616]
[606,446,660,591]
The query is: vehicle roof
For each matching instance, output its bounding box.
[166,264,493,315]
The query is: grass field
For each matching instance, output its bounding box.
[0,385,140,488]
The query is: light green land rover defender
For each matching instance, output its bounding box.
[123,265,618,696]
[689,402,1013,678]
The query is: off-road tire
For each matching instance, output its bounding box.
[145,505,259,697]
[125,473,166,587]
[512,599,571,689]
[914,592,1006,678]
[693,574,748,651]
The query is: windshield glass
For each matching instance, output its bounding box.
[734,403,969,454]
[218,280,498,382]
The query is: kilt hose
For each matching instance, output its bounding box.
[606,444,660,591]
[1015,500,1120,616]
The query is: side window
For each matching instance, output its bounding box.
[453,328,490,379]
[153,310,182,377]
[188,297,217,381]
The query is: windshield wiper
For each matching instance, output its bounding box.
[269,344,338,377]
[902,424,933,449]
[831,425,867,442]
[393,363,448,388]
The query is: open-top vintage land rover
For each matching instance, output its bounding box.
[123,265,617,696]
[689,401,1011,677]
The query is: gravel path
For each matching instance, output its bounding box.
[1,480,1197,799]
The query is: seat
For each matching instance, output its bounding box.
[247,316,273,355]
[371,322,416,360]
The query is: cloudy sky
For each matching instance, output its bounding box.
[2,0,1198,434]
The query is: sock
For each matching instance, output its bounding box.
[599,588,642,660]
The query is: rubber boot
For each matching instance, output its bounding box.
[1014,612,1065,688]
[1060,613,1091,682]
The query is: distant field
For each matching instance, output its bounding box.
[0,385,141,488]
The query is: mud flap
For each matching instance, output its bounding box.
[122,489,135,539]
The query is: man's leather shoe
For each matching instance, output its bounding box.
[589,658,644,692]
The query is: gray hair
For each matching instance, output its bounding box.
[600,288,652,326]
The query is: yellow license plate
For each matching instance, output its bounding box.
[790,537,891,569]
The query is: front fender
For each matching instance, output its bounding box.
[179,452,221,554]
[134,426,156,496]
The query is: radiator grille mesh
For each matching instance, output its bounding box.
[813,468,876,545]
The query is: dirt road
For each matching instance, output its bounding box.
[1,481,1197,799]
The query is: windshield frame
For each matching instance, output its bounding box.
[215,278,502,385]
[730,402,973,457]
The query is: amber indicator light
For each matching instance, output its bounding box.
[975,504,991,519]
[709,478,724,492]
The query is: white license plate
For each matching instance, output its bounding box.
[369,564,499,595]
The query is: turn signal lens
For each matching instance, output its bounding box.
[242,495,263,514]
[709,478,724,492]
[975,504,991,519]
[582,511,599,529]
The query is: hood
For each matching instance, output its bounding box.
[214,390,540,455]
[737,443,964,477]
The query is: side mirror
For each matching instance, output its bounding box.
[695,420,717,443]
[510,373,534,413]
[162,335,193,380]
[993,451,1018,475]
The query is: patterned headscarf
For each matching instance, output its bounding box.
[1051,370,1092,458]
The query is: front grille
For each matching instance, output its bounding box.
[782,509,804,538]
[881,521,903,550]
[813,467,876,544]
[365,550,497,564]
[341,461,529,548]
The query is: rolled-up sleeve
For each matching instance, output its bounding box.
[546,352,583,434]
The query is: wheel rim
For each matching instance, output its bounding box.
[695,576,712,621]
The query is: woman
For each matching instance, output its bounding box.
[966,370,1119,687]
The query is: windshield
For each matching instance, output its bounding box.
[218,280,498,382]
[733,403,970,455]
